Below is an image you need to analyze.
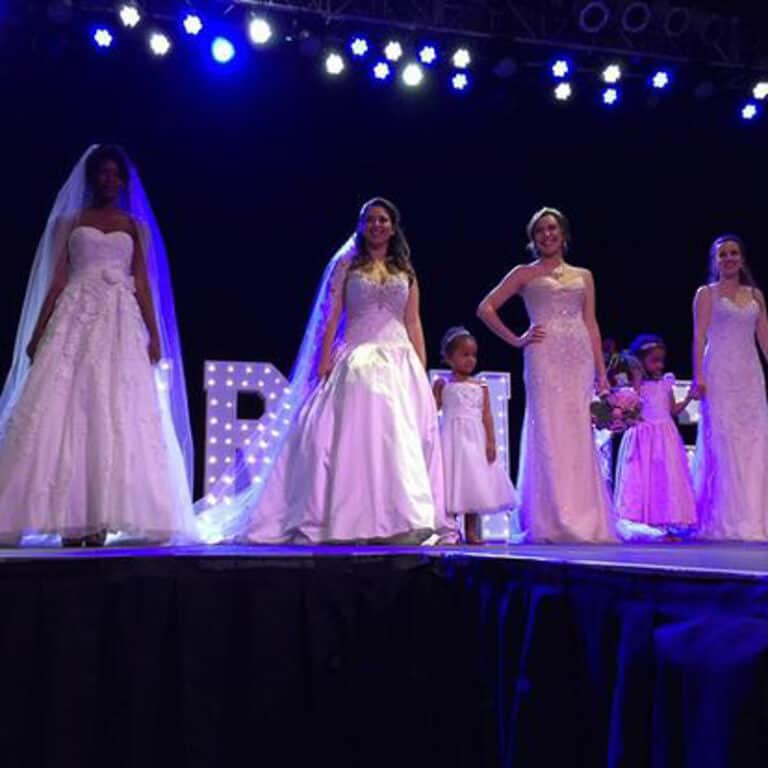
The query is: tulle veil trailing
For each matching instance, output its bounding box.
[0,145,195,500]
[195,236,357,541]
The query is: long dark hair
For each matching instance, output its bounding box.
[525,206,571,258]
[708,234,756,286]
[351,197,415,280]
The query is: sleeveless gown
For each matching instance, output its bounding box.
[517,274,615,542]
[0,225,194,541]
[693,291,768,540]
[245,270,449,543]
[440,380,517,515]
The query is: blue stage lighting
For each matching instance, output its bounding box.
[212,36,236,64]
[93,27,113,48]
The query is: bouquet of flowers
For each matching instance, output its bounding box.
[591,386,643,433]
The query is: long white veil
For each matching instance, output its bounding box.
[195,235,357,541]
[0,145,194,496]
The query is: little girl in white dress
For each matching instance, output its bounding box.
[433,327,518,544]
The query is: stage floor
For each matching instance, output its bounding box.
[3,540,768,578]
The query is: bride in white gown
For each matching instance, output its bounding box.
[477,208,614,543]
[692,234,768,540]
[0,145,195,545]
[200,198,453,544]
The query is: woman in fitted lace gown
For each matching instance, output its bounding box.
[237,198,452,544]
[692,235,768,540]
[0,145,195,545]
[477,208,614,543]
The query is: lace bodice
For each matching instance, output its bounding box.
[441,381,485,421]
[522,274,586,325]
[68,226,135,289]
[705,294,760,367]
[343,270,410,346]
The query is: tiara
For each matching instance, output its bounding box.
[443,327,472,346]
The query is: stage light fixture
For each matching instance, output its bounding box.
[402,62,424,87]
[325,52,345,76]
[384,41,403,62]
[350,37,369,57]
[651,70,671,89]
[182,13,203,36]
[211,36,236,64]
[663,6,691,37]
[452,48,471,69]
[93,27,113,48]
[602,63,622,83]
[419,45,438,65]
[621,2,651,34]
[373,61,391,80]
[578,1,610,34]
[552,59,570,78]
[248,16,273,46]
[753,82,768,100]
[149,31,171,56]
[602,86,620,105]
[741,102,759,121]
[451,72,469,91]
[118,4,141,28]
[554,82,572,101]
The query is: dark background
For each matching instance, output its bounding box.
[2,6,767,494]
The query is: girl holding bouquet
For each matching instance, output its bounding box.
[433,327,518,544]
[613,335,697,536]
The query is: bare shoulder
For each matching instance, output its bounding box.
[694,284,713,302]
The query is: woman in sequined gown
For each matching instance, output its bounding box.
[477,208,614,542]
[241,198,453,544]
[691,234,768,540]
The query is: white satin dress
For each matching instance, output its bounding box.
[245,269,450,543]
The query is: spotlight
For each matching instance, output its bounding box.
[350,37,368,57]
[602,86,620,105]
[578,1,610,34]
[248,17,273,45]
[149,31,171,56]
[554,82,573,101]
[93,27,113,48]
[211,36,236,64]
[182,13,203,36]
[753,82,768,100]
[118,4,141,28]
[419,45,438,65]
[650,70,671,89]
[402,62,424,87]
[325,52,345,75]
[373,61,391,80]
[451,72,469,91]
[741,102,759,121]
[551,58,570,78]
[602,63,622,83]
[452,48,471,69]
[384,41,403,62]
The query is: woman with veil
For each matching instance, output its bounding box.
[0,145,195,546]
[200,198,454,544]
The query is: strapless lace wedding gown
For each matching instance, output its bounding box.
[245,269,449,543]
[0,225,194,541]
[517,274,614,542]
[693,290,768,540]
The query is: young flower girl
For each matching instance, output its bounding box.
[433,327,518,544]
[614,334,697,537]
